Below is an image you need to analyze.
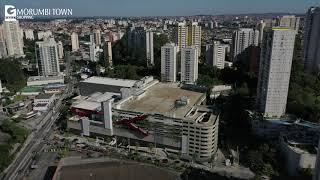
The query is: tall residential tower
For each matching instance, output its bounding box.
[3,21,24,57]
[161,43,177,82]
[304,7,320,73]
[181,46,198,84]
[175,22,201,55]
[71,32,79,52]
[146,30,154,66]
[36,38,60,77]
[257,28,296,118]
[0,25,7,59]
[232,28,259,61]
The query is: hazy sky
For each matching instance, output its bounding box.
[3,0,320,16]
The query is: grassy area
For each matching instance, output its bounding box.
[0,120,29,172]
[13,95,27,103]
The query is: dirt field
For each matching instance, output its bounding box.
[57,161,180,180]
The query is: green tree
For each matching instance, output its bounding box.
[0,59,26,92]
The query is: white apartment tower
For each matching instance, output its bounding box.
[0,80,2,94]
[258,20,266,44]
[71,32,79,52]
[161,43,177,82]
[304,7,320,73]
[176,22,201,55]
[57,41,64,62]
[177,23,188,51]
[103,41,113,66]
[257,28,296,118]
[24,29,35,40]
[181,46,198,84]
[3,21,24,57]
[278,15,300,32]
[188,22,202,55]
[93,29,102,46]
[36,38,60,77]
[232,28,259,61]
[212,41,226,69]
[89,43,97,62]
[146,31,154,66]
[0,25,7,59]
[37,31,52,40]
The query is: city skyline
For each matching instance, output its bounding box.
[1,0,319,17]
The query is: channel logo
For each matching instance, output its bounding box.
[5,5,17,21]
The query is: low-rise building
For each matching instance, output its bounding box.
[27,76,64,86]
[279,131,319,175]
[44,83,66,94]
[19,86,43,96]
[79,76,152,96]
[33,93,55,112]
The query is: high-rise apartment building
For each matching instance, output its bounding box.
[205,44,213,65]
[258,20,266,44]
[232,28,259,61]
[175,22,201,55]
[304,7,320,73]
[57,41,64,61]
[0,80,2,94]
[3,21,24,57]
[89,43,97,62]
[278,15,300,32]
[188,22,201,55]
[127,27,146,50]
[161,43,177,82]
[103,41,113,66]
[127,27,154,66]
[24,29,35,40]
[146,31,154,66]
[37,31,53,40]
[36,38,60,77]
[176,23,188,51]
[181,46,198,84]
[71,32,79,52]
[93,29,102,46]
[0,25,7,59]
[212,41,227,69]
[257,28,296,118]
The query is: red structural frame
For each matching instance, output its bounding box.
[116,115,149,136]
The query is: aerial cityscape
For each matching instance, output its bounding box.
[0,0,320,180]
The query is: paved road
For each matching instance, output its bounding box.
[2,52,74,180]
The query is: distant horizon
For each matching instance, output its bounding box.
[0,12,308,21]
[0,0,318,18]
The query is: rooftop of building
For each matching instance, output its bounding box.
[72,92,119,111]
[272,27,291,31]
[34,103,48,107]
[20,86,43,93]
[81,76,137,87]
[282,131,319,155]
[27,75,64,82]
[44,84,66,90]
[119,83,205,118]
[35,93,54,100]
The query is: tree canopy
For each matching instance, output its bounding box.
[0,58,26,92]
[287,34,320,122]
